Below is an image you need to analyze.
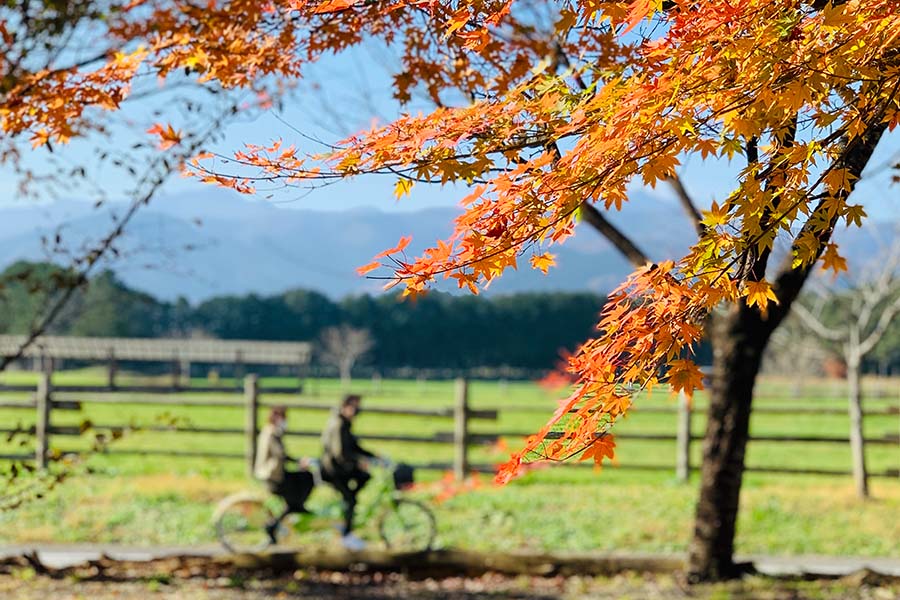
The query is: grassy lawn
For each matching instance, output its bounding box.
[0,369,898,558]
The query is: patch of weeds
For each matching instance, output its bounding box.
[146,573,171,586]
[13,567,36,582]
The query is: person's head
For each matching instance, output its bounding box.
[340,394,361,420]
[269,405,287,433]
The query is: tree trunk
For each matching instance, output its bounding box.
[339,359,352,390]
[846,350,869,499]
[687,304,769,582]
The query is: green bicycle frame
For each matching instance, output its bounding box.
[290,465,399,534]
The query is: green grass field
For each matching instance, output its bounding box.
[0,369,898,557]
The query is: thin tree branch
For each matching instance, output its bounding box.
[767,120,890,329]
[667,174,704,238]
[856,236,900,330]
[578,202,651,268]
[791,302,845,342]
[858,286,900,356]
[0,105,238,371]
[550,41,652,269]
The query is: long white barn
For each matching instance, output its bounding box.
[0,335,312,366]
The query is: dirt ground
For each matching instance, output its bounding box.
[1,556,899,600]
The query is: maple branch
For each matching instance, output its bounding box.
[667,174,704,238]
[767,111,891,330]
[577,202,650,268]
[747,117,798,283]
[536,120,654,270]
[546,41,651,269]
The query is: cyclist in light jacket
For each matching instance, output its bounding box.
[255,406,313,543]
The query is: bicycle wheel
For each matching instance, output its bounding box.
[215,495,275,553]
[378,498,436,552]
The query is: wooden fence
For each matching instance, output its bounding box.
[0,374,498,479]
[1,375,898,481]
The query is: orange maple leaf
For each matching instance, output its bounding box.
[667,359,705,399]
[372,235,412,260]
[313,0,356,13]
[147,123,182,150]
[356,261,380,276]
[579,435,616,469]
[622,0,658,35]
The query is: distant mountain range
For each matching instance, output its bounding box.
[0,189,890,301]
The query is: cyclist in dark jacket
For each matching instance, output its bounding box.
[321,394,376,550]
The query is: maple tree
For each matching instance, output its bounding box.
[5,0,900,583]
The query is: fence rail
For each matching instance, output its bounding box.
[1,373,897,481]
[502,404,900,416]
[2,373,500,478]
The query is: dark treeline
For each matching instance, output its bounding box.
[0,261,610,370]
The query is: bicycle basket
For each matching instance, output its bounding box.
[392,463,415,490]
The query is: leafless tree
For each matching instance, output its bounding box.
[762,321,828,392]
[790,230,900,499]
[317,326,374,388]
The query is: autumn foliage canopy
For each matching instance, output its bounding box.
[4,0,899,482]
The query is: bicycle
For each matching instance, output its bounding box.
[213,459,436,554]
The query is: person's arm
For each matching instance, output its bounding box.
[254,427,279,480]
[338,419,376,464]
[322,414,344,463]
[279,433,296,464]
[350,433,376,459]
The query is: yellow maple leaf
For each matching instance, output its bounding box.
[701,200,728,228]
[530,252,556,274]
[743,280,779,313]
[394,178,414,199]
[844,204,866,228]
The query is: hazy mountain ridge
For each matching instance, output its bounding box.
[0,190,885,301]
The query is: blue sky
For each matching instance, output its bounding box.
[3,44,900,223]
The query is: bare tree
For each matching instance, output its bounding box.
[317,326,374,388]
[790,230,900,499]
[762,321,828,394]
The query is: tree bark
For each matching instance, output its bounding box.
[846,349,869,499]
[687,304,769,581]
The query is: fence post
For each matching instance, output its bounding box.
[107,348,117,390]
[371,371,382,395]
[453,378,469,481]
[297,355,306,394]
[180,359,191,388]
[245,374,259,478]
[171,355,181,390]
[235,351,244,391]
[35,372,52,470]
[676,390,692,482]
